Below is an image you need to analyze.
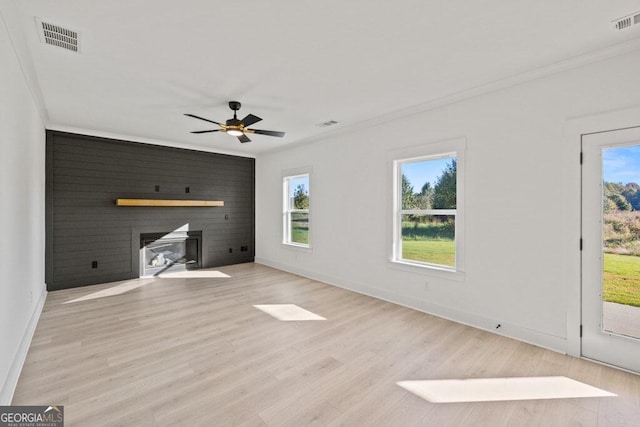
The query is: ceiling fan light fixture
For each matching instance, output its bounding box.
[227,129,243,137]
[185,101,285,143]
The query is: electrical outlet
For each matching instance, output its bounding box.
[92,261,98,268]
[155,185,160,192]
[185,187,190,193]
[241,245,248,252]
[228,248,233,253]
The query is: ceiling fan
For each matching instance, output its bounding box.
[185,101,285,143]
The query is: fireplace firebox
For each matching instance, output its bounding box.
[140,231,202,277]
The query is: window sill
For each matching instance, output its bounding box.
[282,242,313,253]
[388,260,465,282]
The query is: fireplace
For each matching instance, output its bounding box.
[140,231,202,277]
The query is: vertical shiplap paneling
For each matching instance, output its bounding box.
[46,131,255,291]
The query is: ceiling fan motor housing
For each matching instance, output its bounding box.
[186,100,285,142]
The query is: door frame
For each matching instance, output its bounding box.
[564,106,640,359]
[580,128,640,372]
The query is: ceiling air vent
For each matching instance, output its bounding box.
[613,11,640,30]
[35,18,79,52]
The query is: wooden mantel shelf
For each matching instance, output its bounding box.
[116,199,224,207]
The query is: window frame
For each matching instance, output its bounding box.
[282,172,311,249]
[390,138,465,279]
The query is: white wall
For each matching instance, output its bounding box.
[0,17,46,403]
[256,50,640,353]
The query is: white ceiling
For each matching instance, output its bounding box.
[2,1,640,156]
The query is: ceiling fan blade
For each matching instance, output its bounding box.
[191,129,221,134]
[250,129,286,138]
[184,113,222,126]
[238,134,251,143]
[240,114,262,127]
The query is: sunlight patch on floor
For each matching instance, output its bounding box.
[64,279,156,304]
[157,270,231,278]
[64,269,230,304]
[253,304,326,321]
[397,376,616,403]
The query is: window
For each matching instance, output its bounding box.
[393,148,462,272]
[283,174,310,247]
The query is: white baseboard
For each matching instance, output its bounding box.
[0,288,47,405]
[255,257,567,354]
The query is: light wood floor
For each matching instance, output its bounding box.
[13,263,640,426]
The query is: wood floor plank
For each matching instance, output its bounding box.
[208,355,344,425]
[12,263,640,426]
[379,392,435,426]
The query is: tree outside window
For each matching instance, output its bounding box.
[284,174,310,246]
[396,155,458,268]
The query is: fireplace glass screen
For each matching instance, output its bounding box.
[140,231,201,276]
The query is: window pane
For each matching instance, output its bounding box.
[401,214,455,267]
[290,212,309,244]
[601,145,640,336]
[284,173,310,247]
[288,176,309,209]
[401,157,456,209]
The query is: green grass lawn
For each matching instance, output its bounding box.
[402,239,455,267]
[291,213,309,244]
[291,226,308,244]
[401,221,455,267]
[603,253,640,307]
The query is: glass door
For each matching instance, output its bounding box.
[581,126,640,373]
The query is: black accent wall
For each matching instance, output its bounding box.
[45,131,255,291]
